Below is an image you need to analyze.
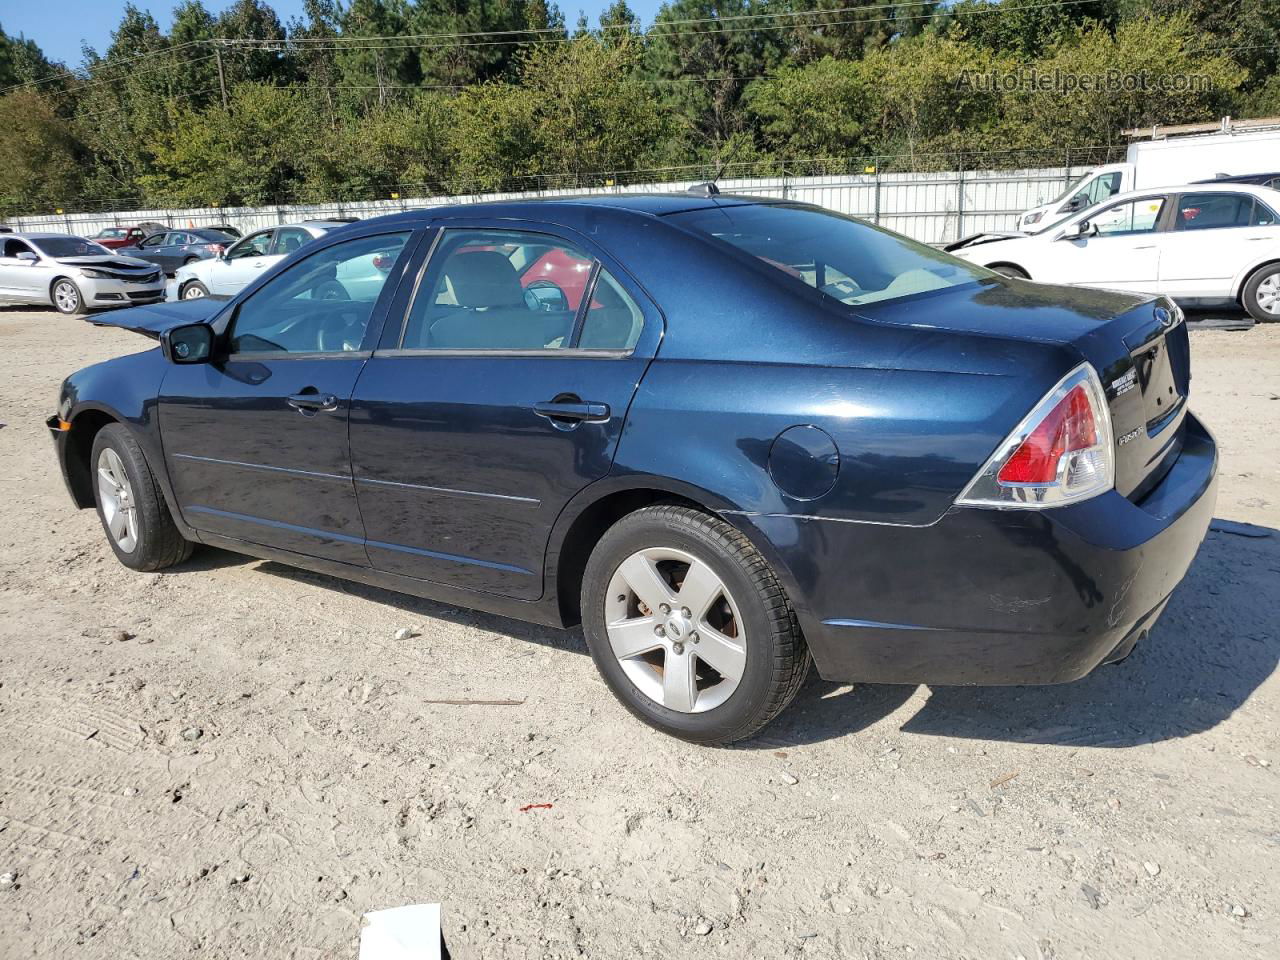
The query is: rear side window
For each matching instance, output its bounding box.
[669,204,991,307]
[1176,193,1275,230]
[400,229,643,352]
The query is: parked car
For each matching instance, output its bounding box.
[948,183,1280,322]
[119,228,236,276]
[173,221,350,299]
[0,232,164,314]
[1194,171,1280,189]
[91,226,150,250]
[205,223,242,238]
[1017,117,1280,230]
[49,195,1217,744]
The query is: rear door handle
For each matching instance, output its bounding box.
[1132,245,1156,250]
[287,392,338,413]
[533,400,611,423]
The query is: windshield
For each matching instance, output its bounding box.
[670,204,992,307]
[33,237,111,258]
[1051,171,1093,204]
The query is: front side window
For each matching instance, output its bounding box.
[228,230,273,260]
[669,204,991,308]
[2,238,36,258]
[1176,193,1275,230]
[401,229,639,351]
[1091,198,1166,236]
[228,232,410,355]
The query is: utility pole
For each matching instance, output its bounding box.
[215,42,229,110]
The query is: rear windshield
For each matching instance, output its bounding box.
[669,204,991,307]
[33,237,111,258]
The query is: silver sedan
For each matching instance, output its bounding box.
[0,233,165,314]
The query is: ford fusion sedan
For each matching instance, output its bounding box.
[173,220,350,300]
[48,195,1217,744]
[948,183,1280,322]
[120,228,237,276]
[0,233,164,314]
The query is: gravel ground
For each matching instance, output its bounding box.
[0,308,1276,960]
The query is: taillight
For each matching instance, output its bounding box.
[209,244,224,254]
[956,364,1114,509]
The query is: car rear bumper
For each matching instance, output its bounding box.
[748,413,1219,685]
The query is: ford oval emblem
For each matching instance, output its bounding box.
[1154,306,1173,327]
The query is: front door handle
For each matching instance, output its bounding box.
[287,391,338,413]
[532,399,611,423]
[1132,244,1156,250]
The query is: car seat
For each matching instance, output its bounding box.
[422,251,573,349]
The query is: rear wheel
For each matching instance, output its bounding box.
[91,424,193,571]
[1242,263,1280,322]
[183,256,200,266]
[990,264,1029,280]
[581,505,810,745]
[51,279,83,315]
[181,280,209,300]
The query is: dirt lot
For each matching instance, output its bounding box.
[0,309,1277,960]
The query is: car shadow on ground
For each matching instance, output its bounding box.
[174,521,1276,751]
[754,521,1279,749]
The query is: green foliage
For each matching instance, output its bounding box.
[141,82,316,205]
[0,0,1274,216]
[0,91,84,215]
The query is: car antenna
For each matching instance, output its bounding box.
[686,161,725,198]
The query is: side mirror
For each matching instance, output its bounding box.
[15,251,38,263]
[1066,196,1087,212]
[161,323,215,364]
[1058,220,1096,241]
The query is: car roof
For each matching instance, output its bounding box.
[1108,182,1276,202]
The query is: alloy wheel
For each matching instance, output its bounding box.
[604,547,747,713]
[54,281,80,313]
[182,284,206,299]
[97,448,139,552]
[1257,273,1280,316]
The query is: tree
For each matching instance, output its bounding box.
[143,82,316,205]
[945,0,1118,59]
[644,0,782,163]
[215,0,291,87]
[747,58,873,163]
[0,90,85,215]
[409,0,531,87]
[0,25,69,92]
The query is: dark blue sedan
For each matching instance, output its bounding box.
[47,193,1217,744]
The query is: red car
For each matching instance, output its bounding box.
[90,226,151,250]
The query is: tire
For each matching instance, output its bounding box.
[51,278,84,315]
[581,505,810,745]
[181,280,209,300]
[990,264,1029,280]
[183,256,199,266]
[1241,262,1280,323]
[91,424,193,572]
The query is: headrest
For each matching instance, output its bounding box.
[443,251,526,308]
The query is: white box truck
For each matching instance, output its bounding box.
[1017,117,1280,231]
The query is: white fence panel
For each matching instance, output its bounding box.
[7,166,1082,245]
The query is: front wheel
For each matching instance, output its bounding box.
[91,424,193,571]
[180,280,209,300]
[52,279,84,315]
[581,505,810,745]
[990,264,1029,280]
[1242,263,1280,322]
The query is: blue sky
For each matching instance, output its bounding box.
[3,0,665,67]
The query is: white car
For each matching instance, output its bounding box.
[949,183,1280,322]
[173,220,353,300]
[0,233,164,314]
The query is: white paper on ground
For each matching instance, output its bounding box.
[358,903,442,960]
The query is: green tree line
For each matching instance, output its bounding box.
[1,0,1277,217]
